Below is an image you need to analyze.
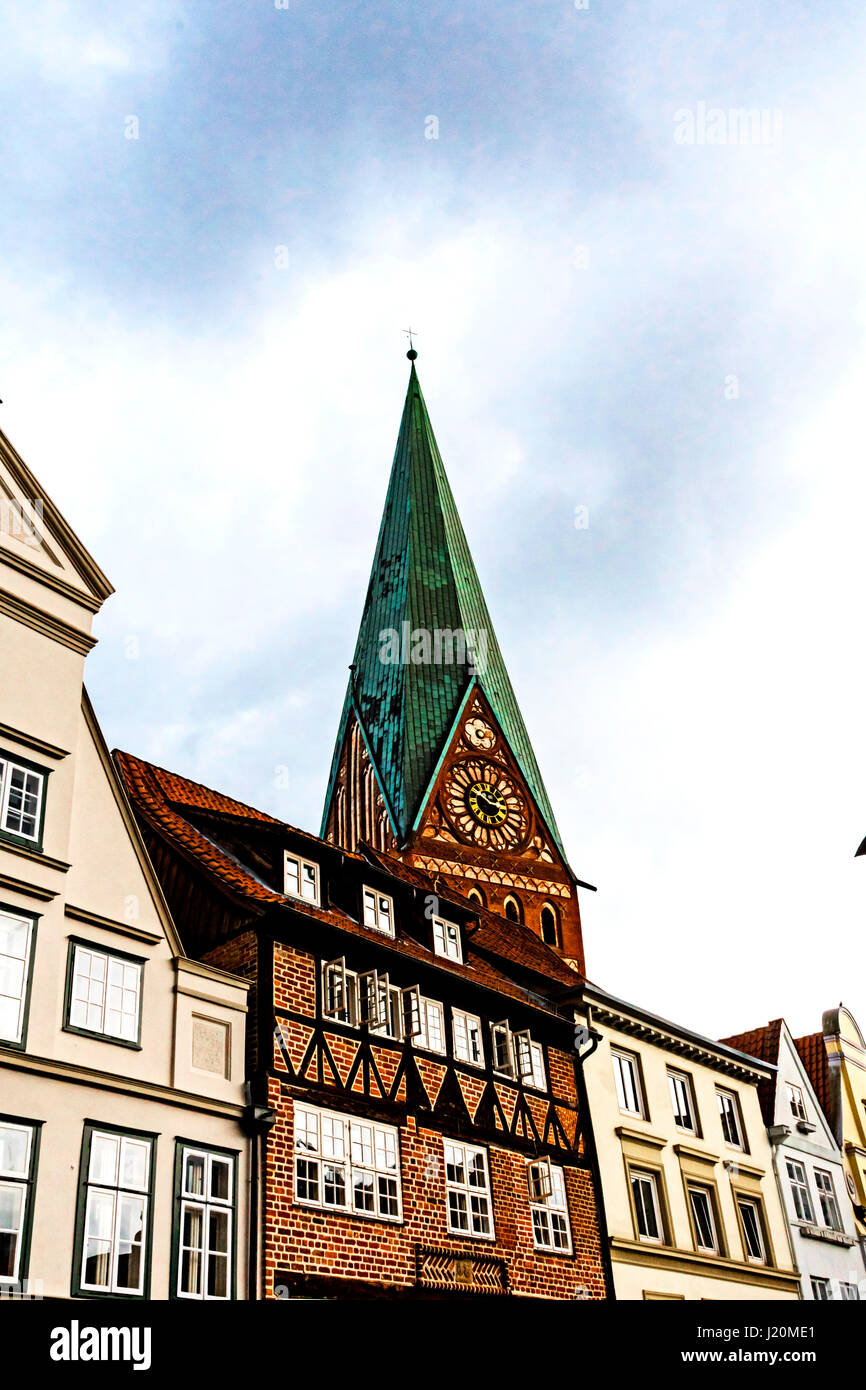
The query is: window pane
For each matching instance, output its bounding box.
[89,1134,120,1186]
[120,1139,149,1191]
[115,1195,145,1291]
[83,1190,115,1288]
[0,1126,29,1178]
[207,1251,229,1300]
[210,1157,231,1203]
[0,1184,24,1278]
[184,1153,206,1197]
[689,1188,717,1250]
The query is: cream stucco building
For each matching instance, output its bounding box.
[0,427,254,1300]
[575,983,801,1300]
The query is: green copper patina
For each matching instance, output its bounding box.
[322,361,563,852]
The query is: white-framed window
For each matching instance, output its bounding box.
[528,1161,571,1252]
[444,1140,493,1238]
[452,1009,484,1067]
[612,1048,645,1118]
[687,1183,721,1254]
[320,959,423,1042]
[811,1276,831,1300]
[294,1103,401,1222]
[79,1130,152,1295]
[0,909,35,1046]
[432,916,462,963]
[736,1196,767,1264]
[284,853,320,905]
[0,757,44,843]
[787,1083,807,1123]
[0,1120,37,1285]
[786,1158,814,1223]
[668,1069,698,1134]
[630,1168,664,1244]
[840,1282,860,1300]
[490,1021,545,1088]
[416,997,445,1054]
[814,1168,842,1231]
[362,887,394,937]
[176,1146,234,1300]
[716,1088,744,1149]
[68,943,142,1043]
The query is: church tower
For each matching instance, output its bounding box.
[322,353,589,970]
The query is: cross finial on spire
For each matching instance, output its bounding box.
[403,326,418,361]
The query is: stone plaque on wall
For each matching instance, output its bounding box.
[192,1015,229,1077]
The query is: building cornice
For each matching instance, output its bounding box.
[0,1045,246,1119]
[0,587,95,656]
[0,720,70,761]
[579,985,773,1082]
[609,1237,801,1292]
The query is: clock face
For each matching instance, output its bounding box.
[443,759,528,850]
[467,780,507,825]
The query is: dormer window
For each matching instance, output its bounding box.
[284,853,320,905]
[432,916,462,963]
[362,887,394,937]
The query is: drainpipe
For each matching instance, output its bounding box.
[572,1004,615,1300]
[243,1091,276,1300]
[767,1123,801,1293]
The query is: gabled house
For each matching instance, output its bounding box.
[0,426,251,1300]
[113,751,609,1300]
[721,1019,863,1300]
[794,1006,866,1274]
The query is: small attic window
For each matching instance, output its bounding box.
[285,852,320,906]
[432,916,462,964]
[362,887,395,937]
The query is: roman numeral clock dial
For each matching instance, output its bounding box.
[444,757,529,851]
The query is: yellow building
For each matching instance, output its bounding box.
[795,1007,866,1273]
[575,983,801,1300]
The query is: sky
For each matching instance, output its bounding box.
[1,0,864,1042]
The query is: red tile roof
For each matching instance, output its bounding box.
[363,847,580,990]
[793,1032,832,1123]
[114,750,574,1014]
[718,1020,783,1125]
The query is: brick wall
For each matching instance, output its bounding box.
[261,936,607,1299]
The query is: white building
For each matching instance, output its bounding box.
[0,424,255,1300]
[722,1018,864,1300]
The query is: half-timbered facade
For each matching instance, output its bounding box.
[115,752,609,1299]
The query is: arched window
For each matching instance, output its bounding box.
[503,895,521,924]
[540,903,560,948]
[467,887,485,909]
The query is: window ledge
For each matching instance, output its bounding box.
[615,1125,667,1149]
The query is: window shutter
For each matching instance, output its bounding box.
[401,985,422,1038]
[323,958,346,1018]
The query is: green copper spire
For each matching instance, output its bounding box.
[322,357,563,851]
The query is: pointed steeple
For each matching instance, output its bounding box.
[322,357,563,854]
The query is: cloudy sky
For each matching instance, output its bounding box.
[2,0,864,1041]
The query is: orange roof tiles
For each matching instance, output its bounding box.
[114,750,574,1014]
[718,1020,783,1125]
[793,1032,832,1122]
